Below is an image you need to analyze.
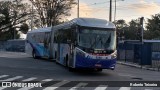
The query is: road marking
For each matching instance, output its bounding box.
[0,76,23,81]
[22,77,37,81]
[0,76,23,90]
[94,85,108,90]
[43,80,70,90]
[18,79,53,90]
[0,75,9,79]
[42,79,53,81]
[119,87,131,90]
[118,73,135,78]
[69,83,88,90]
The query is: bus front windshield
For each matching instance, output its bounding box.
[78,28,116,51]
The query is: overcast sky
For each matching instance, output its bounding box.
[68,0,160,22]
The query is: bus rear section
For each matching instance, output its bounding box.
[25,27,52,59]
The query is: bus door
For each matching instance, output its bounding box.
[44,32,50,57]
[57,42,61,63]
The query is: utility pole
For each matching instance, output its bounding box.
[140,17,144,43]
[109,0,112,22]
[114,0,116,22]
[77,0,79,18]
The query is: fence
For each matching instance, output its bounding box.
[118,40,160,70]
[0,40,25,52]
[0,41,7,51]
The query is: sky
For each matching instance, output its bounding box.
[2,0,160,38]
[68,0,160,23]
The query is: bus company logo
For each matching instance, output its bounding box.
[2,82,11,87]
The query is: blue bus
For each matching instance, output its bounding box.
[26,18,117,71]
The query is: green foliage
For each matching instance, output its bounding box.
[114,19,128,40]
[19,23,29,34]
[114,18,142,40]
[0,0,30,40]
[145,14,160,39]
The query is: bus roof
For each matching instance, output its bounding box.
[27,18,115,34]
[53,18,116,30]
[27,27,51,34]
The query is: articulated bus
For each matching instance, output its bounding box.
[26,18,117,71]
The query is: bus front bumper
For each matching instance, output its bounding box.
[75,55,116,70]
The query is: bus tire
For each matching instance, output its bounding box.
[55,51,57,60]
[65,55,69,67]
[32,50,38,59]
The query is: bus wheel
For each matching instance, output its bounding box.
[32,50,38,59]
[65,55,69,67]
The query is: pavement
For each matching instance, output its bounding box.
[0,51,160,90]
[117,61,160,72]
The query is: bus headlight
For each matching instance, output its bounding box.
[111,53,117,59]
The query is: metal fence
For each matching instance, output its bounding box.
[0,40,25,52]
[118,40,160,70]
[0,41,7,51]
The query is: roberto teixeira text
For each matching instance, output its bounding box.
[1,82,42,87]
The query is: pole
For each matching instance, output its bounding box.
[77,0,79,18]
[140,17,144,43]
[114,0,116,22]
[109,0,112,22]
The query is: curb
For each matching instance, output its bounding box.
[117,61,160,71]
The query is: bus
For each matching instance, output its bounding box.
[26,27,52,59]
[26,18,117,71]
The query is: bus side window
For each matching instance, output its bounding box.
[54,30,60,43]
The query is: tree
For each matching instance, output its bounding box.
[114,19,128,40]
[30,0,76,27]
[145,14,160,39]
[0,0,30,40]
[125,19,141,40]
[19,23,29,34]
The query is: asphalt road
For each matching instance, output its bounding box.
[0,51,160,90]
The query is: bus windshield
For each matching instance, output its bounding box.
[78,28,116,51]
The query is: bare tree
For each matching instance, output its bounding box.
[30,0,76,27]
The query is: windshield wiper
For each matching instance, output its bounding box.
[104,34,111,48]
[90,36,97,49]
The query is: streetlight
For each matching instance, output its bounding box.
[114,0,116,22]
